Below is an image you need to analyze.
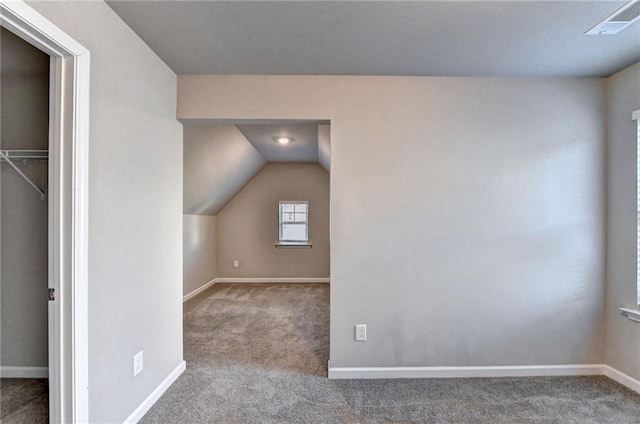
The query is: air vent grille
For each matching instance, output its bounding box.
[586,0,640,35]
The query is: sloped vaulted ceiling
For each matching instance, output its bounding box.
[318,124,330,173]
[183,124,265,215]
[237,123,319,162]
[183,122,330,215]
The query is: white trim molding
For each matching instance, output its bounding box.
[182,277,329,303]
[214,277,330,284]
[183,278,331,302]
[183,279,216,302]
[1,366,49,379]
[327,362,640,396]
[604,365,640,394]
[123,361,186,424]
[0,1,91,422]
[633,109,639,121]
[328,363,605,379]
[0,0,87,56]
[619,307,640,323]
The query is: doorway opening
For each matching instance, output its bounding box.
[0,26,50,423]
[0,2,90,422]
[179,119,331,386]
[182,120,330,287]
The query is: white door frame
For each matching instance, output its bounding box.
[0,1,89,422]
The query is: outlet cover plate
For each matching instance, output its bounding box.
[133,351,144,376]
[355,324,367,341]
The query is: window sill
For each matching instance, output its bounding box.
[275,244,312,249]
[619,307,640,323]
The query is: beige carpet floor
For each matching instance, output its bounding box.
[140,283,640,423]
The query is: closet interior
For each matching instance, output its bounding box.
[1,27,51,423]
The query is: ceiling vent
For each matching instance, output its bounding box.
[586,0,640,35]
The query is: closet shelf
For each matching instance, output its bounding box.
[0,150,49,200]
[1,150,49,160]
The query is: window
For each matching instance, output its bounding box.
[278,201,309,245]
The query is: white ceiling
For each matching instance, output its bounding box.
[107,1,640,77]
[237,123,319,162]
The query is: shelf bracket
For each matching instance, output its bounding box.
[619,307,640,323]
[0,150,47,200]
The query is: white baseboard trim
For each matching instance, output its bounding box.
[327,361,640,394]
[214,277,330,284]
[183,279,216,302]
[327,363,605,379]
[0,366,48,378]
[183,278,330,302]
[604,365,640,394]
[123,360,186,424]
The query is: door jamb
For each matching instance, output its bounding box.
[0,1,89,422]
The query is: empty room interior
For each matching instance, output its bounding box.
[0,0,640,423]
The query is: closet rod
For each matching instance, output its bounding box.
[0,150,47,200]
[0,149,48,160]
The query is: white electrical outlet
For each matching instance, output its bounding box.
[133,351,144,377]
[355,324,367,341]
[233,260,240,268]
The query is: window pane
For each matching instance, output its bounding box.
[282,203,294,213]
[281,223,307,241]
[279,202,309,243]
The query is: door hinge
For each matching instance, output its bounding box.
[48,288,55,301]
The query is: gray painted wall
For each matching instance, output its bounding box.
[217,163,330,278]
[0,27,49,368]
[605,61,640,380]
[179,75,606,368]
[183,214,217,296]
[183,124,265,215]
[28,2,184,422]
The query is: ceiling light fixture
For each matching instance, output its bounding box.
[274,136,293,145]
[586,0,640,35]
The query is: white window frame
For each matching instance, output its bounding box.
[278,200,310,246]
